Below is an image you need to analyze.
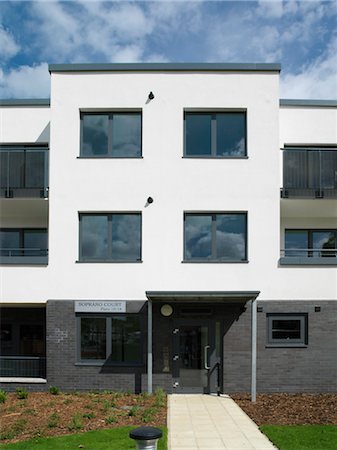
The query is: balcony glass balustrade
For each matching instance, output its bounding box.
[0,146,49,198]
[281,148,337,199]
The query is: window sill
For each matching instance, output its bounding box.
[77,156,143,159]
[75,362,143,367]
[0,256,48,265]
[0,377,47,383]
[279,257,337,266]
[183,155,248,159]
[76,260,142,264]
[182,260,249,264]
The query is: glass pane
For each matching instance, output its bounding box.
[185,114,212,156]
[24,230,48,256]
[185,215,212,260]
[81,318,106,359]
[111,214,141,261]
[216,214,246,260]
[25,151,45,188]
[321,151,337,189]
[81,215,108,260]
[111,316,141,363]
[179,325,208,388]
[82,115,109,156]
[272,319,301,340]
[0,230,20,256]
[283,150,308,189]
[216,113,246,156]
[285,230,308,257]
[0,152,8,188]
[20,324,45,356]
[312,231,337,257]
[8,152,24,188]
[112,114,141,157]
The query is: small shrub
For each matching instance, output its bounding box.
[128,405,140,417]
[0,389,7,403]
[49,386,60,395]
[67,414,83,431]
[82,412,95,419]
[142,407,157,423]
[47,412,60,428]
[105,414,118,424]
[84,403,94,410]
[102,399,115,412]
[16,387,28,399]
[63,398,72,405]
[154,387,166,407]
[23,408,37,416]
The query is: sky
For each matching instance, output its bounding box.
[0,0,336,99]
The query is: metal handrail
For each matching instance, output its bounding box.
[0,248,48,257]
[281,248,337,257]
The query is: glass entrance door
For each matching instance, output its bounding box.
[172,320,218,393]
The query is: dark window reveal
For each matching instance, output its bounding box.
[267,314,308,346]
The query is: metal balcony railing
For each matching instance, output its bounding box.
[0,248,48,264]
[0,356,46,378]
[0,146,49,198]
[281,148,337,199]
[281,248,337,257]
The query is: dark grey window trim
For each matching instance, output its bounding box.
[183,111,247,158]
[79,111,142,158]
[0,99,50,107]
[183,211,248,262]
[266,313,308,347]
[78,212,142,263]
[76,314,143,366]
[0,228,48,265]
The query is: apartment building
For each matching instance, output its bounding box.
[0,63,336,396]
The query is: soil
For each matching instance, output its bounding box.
[0,391,166,444]
[232,393,337,426]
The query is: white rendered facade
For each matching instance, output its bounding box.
[0,64,336,393]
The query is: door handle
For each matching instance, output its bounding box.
[204,345,210,370]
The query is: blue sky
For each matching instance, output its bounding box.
[0,0,336,99]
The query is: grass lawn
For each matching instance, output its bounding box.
[261,425,337,450]
[0,426,168,450]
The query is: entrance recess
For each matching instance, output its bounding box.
[172,319,218,393]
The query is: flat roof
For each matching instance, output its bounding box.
[49,63,281,73]
[280,99,337,107]
[0,99,50,106]
[146,291,260,303]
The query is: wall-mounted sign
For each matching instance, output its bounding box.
[75,301,126,313]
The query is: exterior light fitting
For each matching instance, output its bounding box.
[148,91,155,100]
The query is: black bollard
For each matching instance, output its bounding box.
[129,426,163,449]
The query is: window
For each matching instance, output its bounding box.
[267,314,308,346]
[79,213,141,262]
[184,213,247,261]
[285,229,337,258]
[80,112,142,157]
[78,315,142,364]
[0,229,48,257]
[184,112,246,157]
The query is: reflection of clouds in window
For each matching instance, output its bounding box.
[185,215,212,259]
[112,115,141,157]
[217,113,246,157]
[81,216,108,259]
[112,215,141,260]
[216,231,245,259]
[82,115,109,156]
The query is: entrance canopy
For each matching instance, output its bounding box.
[146,290,260,303]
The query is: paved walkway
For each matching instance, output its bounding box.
[168,394,277,450]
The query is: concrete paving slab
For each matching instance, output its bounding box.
[168,394,278,450]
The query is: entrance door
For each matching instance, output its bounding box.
[172,319,218,393]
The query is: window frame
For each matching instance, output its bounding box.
[285,229,337,257]
[76,314,143,366]
[183,111,247,159]
[78,212,142,263]
[183,211,248,263]
[267,313,308,347]
[0,228,48,256]
[79,111,143,158]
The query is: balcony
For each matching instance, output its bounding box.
[0,146,49,198]
[281,148,337,199]
[0,248,48,265]
[280,248,337,265]
[0,356,46,378]
[0,229,48,265]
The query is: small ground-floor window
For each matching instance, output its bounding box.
[267,313,308,346]
[77,315,142,365]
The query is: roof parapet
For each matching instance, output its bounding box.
[280,99,337,107]
[0,99,50,107]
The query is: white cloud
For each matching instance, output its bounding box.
[0,26,20,60]
[281,37,337,99]
[0,63,50,98]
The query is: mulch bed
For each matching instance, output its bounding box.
[0,391,166,444]
[232,393,337,426]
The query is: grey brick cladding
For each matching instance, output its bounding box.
[224,300,337,393]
